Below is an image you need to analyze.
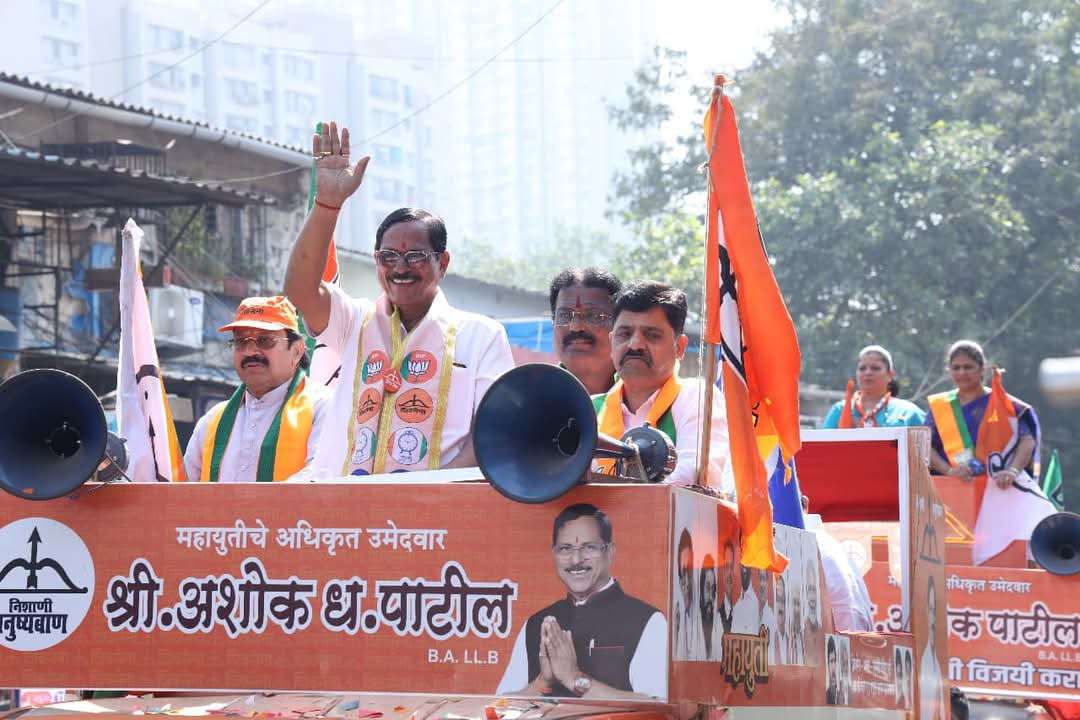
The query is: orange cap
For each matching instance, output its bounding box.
[218,296,299,333]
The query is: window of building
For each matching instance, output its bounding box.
[149,24,183,51]
[284,55,314,82]
[402,84,413,108]
[369,75,398,101]
[148,62,185,91]
[223,42,255,69]
[372,109,399,134]
[286,125,308,147]
[151,100,186,117]
[190,73,201,89]
[40,36,79,64]
[225,78,258,106]
[40,0,78,24]
[373,144,404,168]
[225,114,258,134]
[373,177,403,202]
[284,91,316,115]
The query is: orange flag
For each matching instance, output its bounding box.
[971,367,1054,564]
[704,77,801,571]
[838,379,855,429]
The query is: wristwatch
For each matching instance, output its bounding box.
[571,674,592,697]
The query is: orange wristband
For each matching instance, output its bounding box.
[314,197,341,212]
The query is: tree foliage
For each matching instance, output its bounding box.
[608,0,1080,506]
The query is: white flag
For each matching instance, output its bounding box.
[116,218,184,482]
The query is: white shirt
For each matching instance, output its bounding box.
[593,377,730,487]
[672,592,705,660]
[184,378,331,483]
[496,609,668,698]
[809,522,874,632]
[312,284,514,475]
[731,588,761,635]
[919,642,945,720]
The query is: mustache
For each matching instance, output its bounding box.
[389,271,419,282]
[620,349,651,367]
[562,330,596,348]
[564,563,591,573]
[241,356,269,368]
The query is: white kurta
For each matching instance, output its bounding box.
[591,377,730,488]
[184,379,331,483]
[311,284,514,475]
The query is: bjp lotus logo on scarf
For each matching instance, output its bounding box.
[401,351,437,383]
[362,350,389,384]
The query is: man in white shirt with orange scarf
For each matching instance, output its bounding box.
[184,295,330,482]
[591,280,729,487]
[285,121,514,475]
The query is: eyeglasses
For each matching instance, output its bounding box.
[227,336,289,352]
[374,249,439,268]
[553,542,608,558]
[553,308,612,328]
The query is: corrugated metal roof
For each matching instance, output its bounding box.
[0,146,274,209]
[0,71,308,156]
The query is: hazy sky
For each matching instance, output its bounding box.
[655,1,788,128]
[657,0,787,76]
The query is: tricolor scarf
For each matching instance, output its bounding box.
[592,375,680,476]
[201,369,313,482]
[927,389,976,469]
[343,293,458,475]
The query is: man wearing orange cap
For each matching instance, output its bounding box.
[284,121,514,475]
[183,296,330,483]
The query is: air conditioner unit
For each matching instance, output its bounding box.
[148,286,205,350]
[139,224,160,267]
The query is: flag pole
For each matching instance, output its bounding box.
[696,76,727,491]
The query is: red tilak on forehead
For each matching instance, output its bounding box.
[575,297,582,309]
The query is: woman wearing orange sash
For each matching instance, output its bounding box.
[925,340,1040,486]
[823,345,925,429]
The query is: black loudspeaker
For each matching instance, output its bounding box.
[473,364,599,503]
[1030,512,1080,576]
[472,364,675,503]
[0,369,107,501]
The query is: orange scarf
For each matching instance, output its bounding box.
[594,375,681,475]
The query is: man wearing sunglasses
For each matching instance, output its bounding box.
[183,296,330,483]
[548,267,620,395]
[592,281,730,488]
[285,120,514,476]
[496,503,666,699]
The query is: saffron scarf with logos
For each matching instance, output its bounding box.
[343,292,458,475]
[200,369,314,482]
[591,375,680,476]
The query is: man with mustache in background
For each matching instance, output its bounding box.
[548,268,621,395]
[591,281,729,487]
[285,121,514,474]
[184,296,331,482]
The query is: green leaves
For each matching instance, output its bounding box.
[606,0,1079,506]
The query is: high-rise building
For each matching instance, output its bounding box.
[0,0,440,254]
[426,0,655,256]
[3,0,655,262]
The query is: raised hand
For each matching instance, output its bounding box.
[311,120,370,208]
